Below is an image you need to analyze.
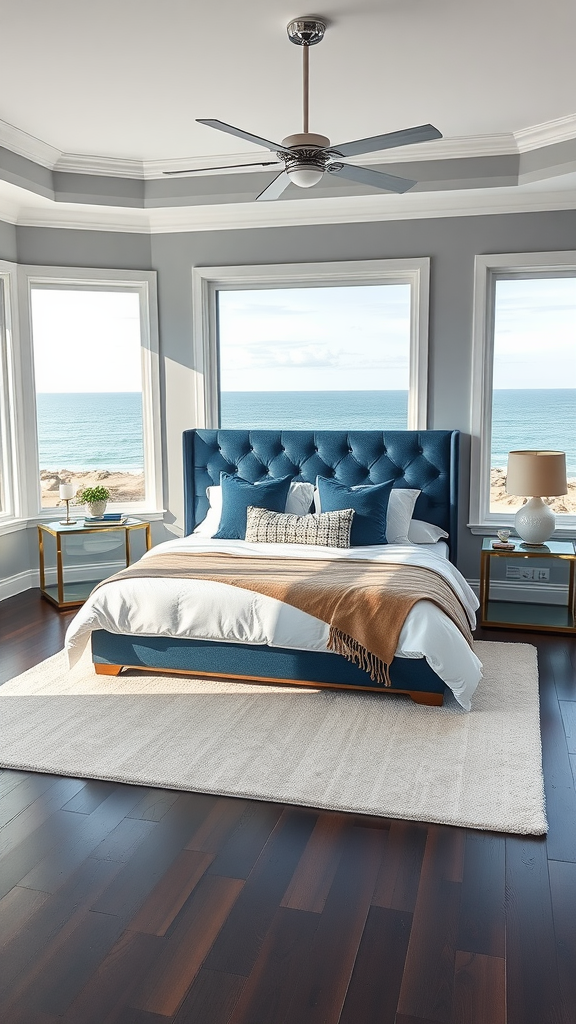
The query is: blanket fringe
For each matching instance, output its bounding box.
[328,626,392,688]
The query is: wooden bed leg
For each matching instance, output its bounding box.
[407,691,443,706]
[94,663,123,676]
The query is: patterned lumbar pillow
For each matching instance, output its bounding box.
[245,506,354,548]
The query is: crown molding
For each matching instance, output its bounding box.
[54,152,146,178]
[8,185,576,235]
[2,113,576,184]
[0,118,60,169]
[514,113,576,152]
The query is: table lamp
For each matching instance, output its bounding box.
[505,450,567,545]
[59,483,76,525]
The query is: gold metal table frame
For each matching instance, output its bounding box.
[38,519,152,611]
[480,538,576,634]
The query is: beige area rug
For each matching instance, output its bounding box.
[0,641,546,834]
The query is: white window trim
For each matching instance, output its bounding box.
[12,265,163,525]
[469,250,576,535]
[192,258,430,429]
[0,260,19,524]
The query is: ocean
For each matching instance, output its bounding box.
[36,389,576,475]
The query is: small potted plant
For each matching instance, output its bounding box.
[75,484,111,517]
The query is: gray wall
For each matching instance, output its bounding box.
[2,208,576,590]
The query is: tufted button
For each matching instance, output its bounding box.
[418,446,423,454]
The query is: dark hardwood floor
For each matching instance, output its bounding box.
[1,589,576,1023]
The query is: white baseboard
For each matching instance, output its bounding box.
[0,560,127,602]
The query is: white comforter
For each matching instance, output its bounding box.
[65,536,482,710]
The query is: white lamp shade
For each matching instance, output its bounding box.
[59,483,75,500]
[505,450,567,497]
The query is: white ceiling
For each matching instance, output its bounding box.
[2,0,574,161]
[0,0,575,226]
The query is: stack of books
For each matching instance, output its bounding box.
[83,513,128,527]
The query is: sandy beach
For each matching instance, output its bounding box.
[41,469,144,508]
[41,466,576,516]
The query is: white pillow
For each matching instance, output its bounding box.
[313,485,420,545]
[408,519,449,543]
[193,480,314,537]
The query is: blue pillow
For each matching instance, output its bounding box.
[316,476,395,546]
[214,473,293,540]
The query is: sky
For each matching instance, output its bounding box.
[30,277,576,394]
[32,289,142,393]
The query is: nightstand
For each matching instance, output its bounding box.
[38,519,151,610]
[479,537,576,633]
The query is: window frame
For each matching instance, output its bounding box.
[192,258,430,429]
[469,250,576,535]
[0,261,19,525]
[15,265,163,523]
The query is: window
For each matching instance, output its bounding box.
[470,252,576,531]
[192,259,430,430]
[18,268,161,518]
[0,263,17,522]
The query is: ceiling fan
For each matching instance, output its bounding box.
[165,18,442,200]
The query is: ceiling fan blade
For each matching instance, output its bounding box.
[328,162,417,194]
[329,124,442,159]
[196,119,291,154]
[163,160,281,176]
[255,170,291,201]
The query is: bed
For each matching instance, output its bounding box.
[65,429,482,709]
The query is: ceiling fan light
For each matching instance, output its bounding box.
[286,164,324,188]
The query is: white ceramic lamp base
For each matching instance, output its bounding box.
[514,496,556,545]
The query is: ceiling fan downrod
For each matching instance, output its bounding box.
[287,18,326,136]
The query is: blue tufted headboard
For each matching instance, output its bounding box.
[183,429,460,562]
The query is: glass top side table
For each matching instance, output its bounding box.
[480,536,576,633]
[38,518,151,610]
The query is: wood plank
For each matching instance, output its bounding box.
[396,825,463,1023]
[0,773,62,829]
[505,835,568,1024]
[186,796,249,854]
[206,800,284,879]
[539,647,576,862]
[451,951,506,1024]
[339,905,412,1024]
[280,812,347,912]
[126,787,182,822]
[372,820,427,913]
[61,929,161,1024]
[456,832,505,957]
[0,886,50,947]
[92,792,219,922]
[173,968,246,1024]
[0,776,86,863]
[204,807,318,977]
[559,699,576,754]
[548,859,576,1021]
[62,780,117,814]
[90,816,157,863]
[14,909,125,1017]
[18,785,146,893]
[227,906,319,1024]
[0,858,122,1006]
[281,824,384,1024]
[129,849,214,935]
[133,873,244,1017]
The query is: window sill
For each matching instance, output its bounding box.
[0,509,166,538]
[468,522,576,538]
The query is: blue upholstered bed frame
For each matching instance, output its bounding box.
[92,429,460,706]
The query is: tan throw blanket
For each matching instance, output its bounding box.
[93,552,473,687]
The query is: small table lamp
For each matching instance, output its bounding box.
[505,450,567,545]
[59,483,76,525]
